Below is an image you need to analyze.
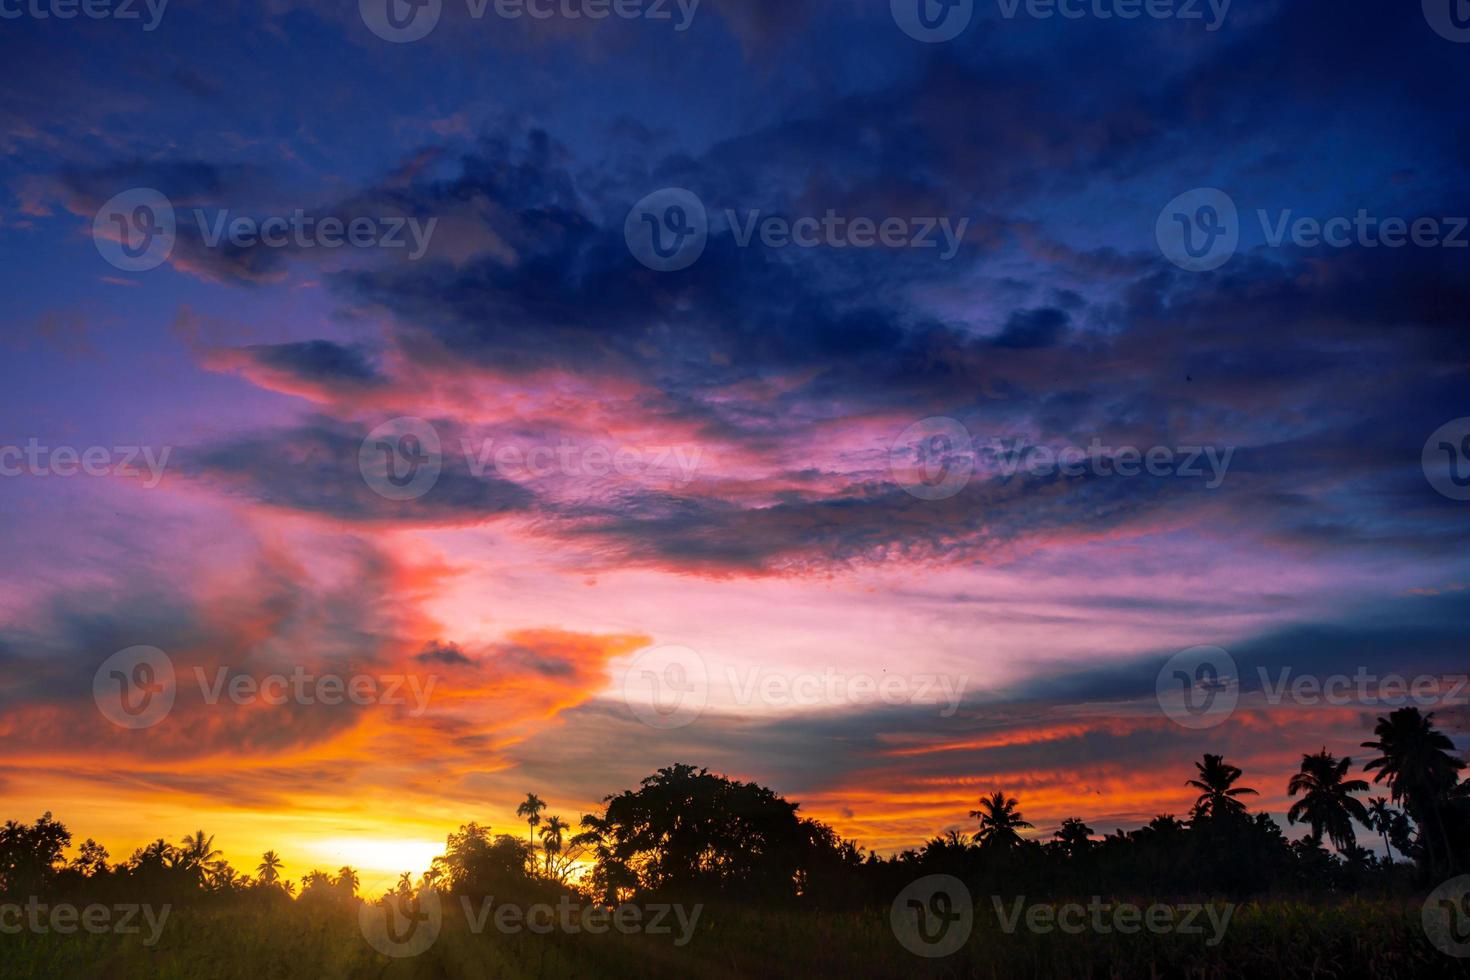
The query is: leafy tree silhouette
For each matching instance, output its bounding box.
[1363,707,1466,875]
[1287,749,1370,853]
[970,792,1033,849]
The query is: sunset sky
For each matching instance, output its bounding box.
[2,0,1468,893]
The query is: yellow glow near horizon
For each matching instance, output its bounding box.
[306,837,442,882]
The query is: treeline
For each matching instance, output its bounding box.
[3,707,1466,911]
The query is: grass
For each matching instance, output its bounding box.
[2,896,1466,979]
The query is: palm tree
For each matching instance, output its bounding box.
[1053,818,1095,858]
[1187,754,1258,820]
[516,793,547,852]
[256,851,283,886]
[1365,798,1400,863]
[1286,749,1370,852]
[1362,707,1464,873]
[180,834,220,869]
[539,815,569,877]
[336,866,360,896]
[970,792,1033,849]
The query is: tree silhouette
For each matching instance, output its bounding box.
[516,793,547,858]
[1286,749,1369,853]
[256,851,284,886]
[970,792,1033,849]
[1362,707,1464,873]
[1187,754,1258,820]
[539,815,568,878]
[1365,797,1400,863]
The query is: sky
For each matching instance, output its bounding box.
[1,0,1469,891]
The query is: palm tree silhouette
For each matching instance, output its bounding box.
[1187,754,1258,819]
[1286,749,1369,853]
[336,866,360,896]
[1362,707,1465,873]
[181,830,221,868]
[1365,797,1399,863]
[516,793,547,855]
[256,851,283,885]
[970,792,1033,848]
[540,815,569,876]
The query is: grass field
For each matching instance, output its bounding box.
[3,896,1467,980]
